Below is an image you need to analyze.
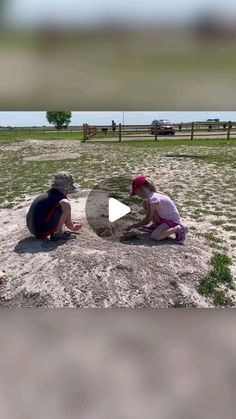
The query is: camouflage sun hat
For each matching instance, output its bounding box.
[51,171,79,193]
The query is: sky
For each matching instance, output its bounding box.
[0,112,235,127]
[5,0,236,27]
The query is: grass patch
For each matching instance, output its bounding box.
[204,154,236,166]
[212,291,234,307]
[224,225,236,233]
[0,131,83,143]
[92,138,236,148]
[203,232,222,244]
[0,138,236,262]
[211,219,225,226]
[171,300,196,308]
[198,253,234,307]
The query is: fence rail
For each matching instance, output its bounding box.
[0,122,235,142]
[0,126,84,135]
[83,121,236,142]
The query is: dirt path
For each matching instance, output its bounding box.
[0,196,213,308]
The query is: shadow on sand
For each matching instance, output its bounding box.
[165,154,205,160]
[15,232,183,254]
[120,232,183,247]
[14,236,73,254]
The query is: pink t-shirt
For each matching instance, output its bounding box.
[148,192,180,223]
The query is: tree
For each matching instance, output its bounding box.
[46,112,72,130]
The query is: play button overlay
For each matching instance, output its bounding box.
[108,198,131,222]
[85,176,140,241]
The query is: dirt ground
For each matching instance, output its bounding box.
[0,138,235,307]
[0,196,212,308]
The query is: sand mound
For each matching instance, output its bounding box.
[0,196,212,308]
[24,152,81,161]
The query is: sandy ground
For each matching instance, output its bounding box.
[1,138,235,307]
[0,194,212,308]
[24,152,81,161]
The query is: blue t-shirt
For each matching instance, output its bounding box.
[26,188,66,237]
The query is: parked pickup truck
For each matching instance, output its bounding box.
[151,119,175,136]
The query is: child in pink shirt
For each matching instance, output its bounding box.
[126,175,187,243]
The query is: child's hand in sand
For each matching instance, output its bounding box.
[124,224,134,232]
[73,223,82,231]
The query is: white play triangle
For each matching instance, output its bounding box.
[108,198,131,223]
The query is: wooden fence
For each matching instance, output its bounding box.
[83,121,236,141]
[0,121,235,141]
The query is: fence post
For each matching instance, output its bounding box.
[83,124,87,141]
[119,123,122,141]
[227,121,231,140]
[190,122,194,140]
[154,123,158,141]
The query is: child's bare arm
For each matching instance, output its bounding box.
[126,203,156,231]
[59,200,81,231]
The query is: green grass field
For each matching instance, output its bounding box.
[1,132,236,147]
[1,136,236,218]
[0,131,84,143]
[0,135,235,305]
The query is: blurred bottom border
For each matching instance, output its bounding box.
[0,309,235,419]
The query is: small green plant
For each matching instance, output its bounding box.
[213,291,234,307]
[210,253,232,284]
[171,300,196,308]
[198,275,218,296]
[198,252,235,307]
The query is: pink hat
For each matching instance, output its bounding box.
[130,175,148,196]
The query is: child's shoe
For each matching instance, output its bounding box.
[50,231,75,241]
[176,225,188,243]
